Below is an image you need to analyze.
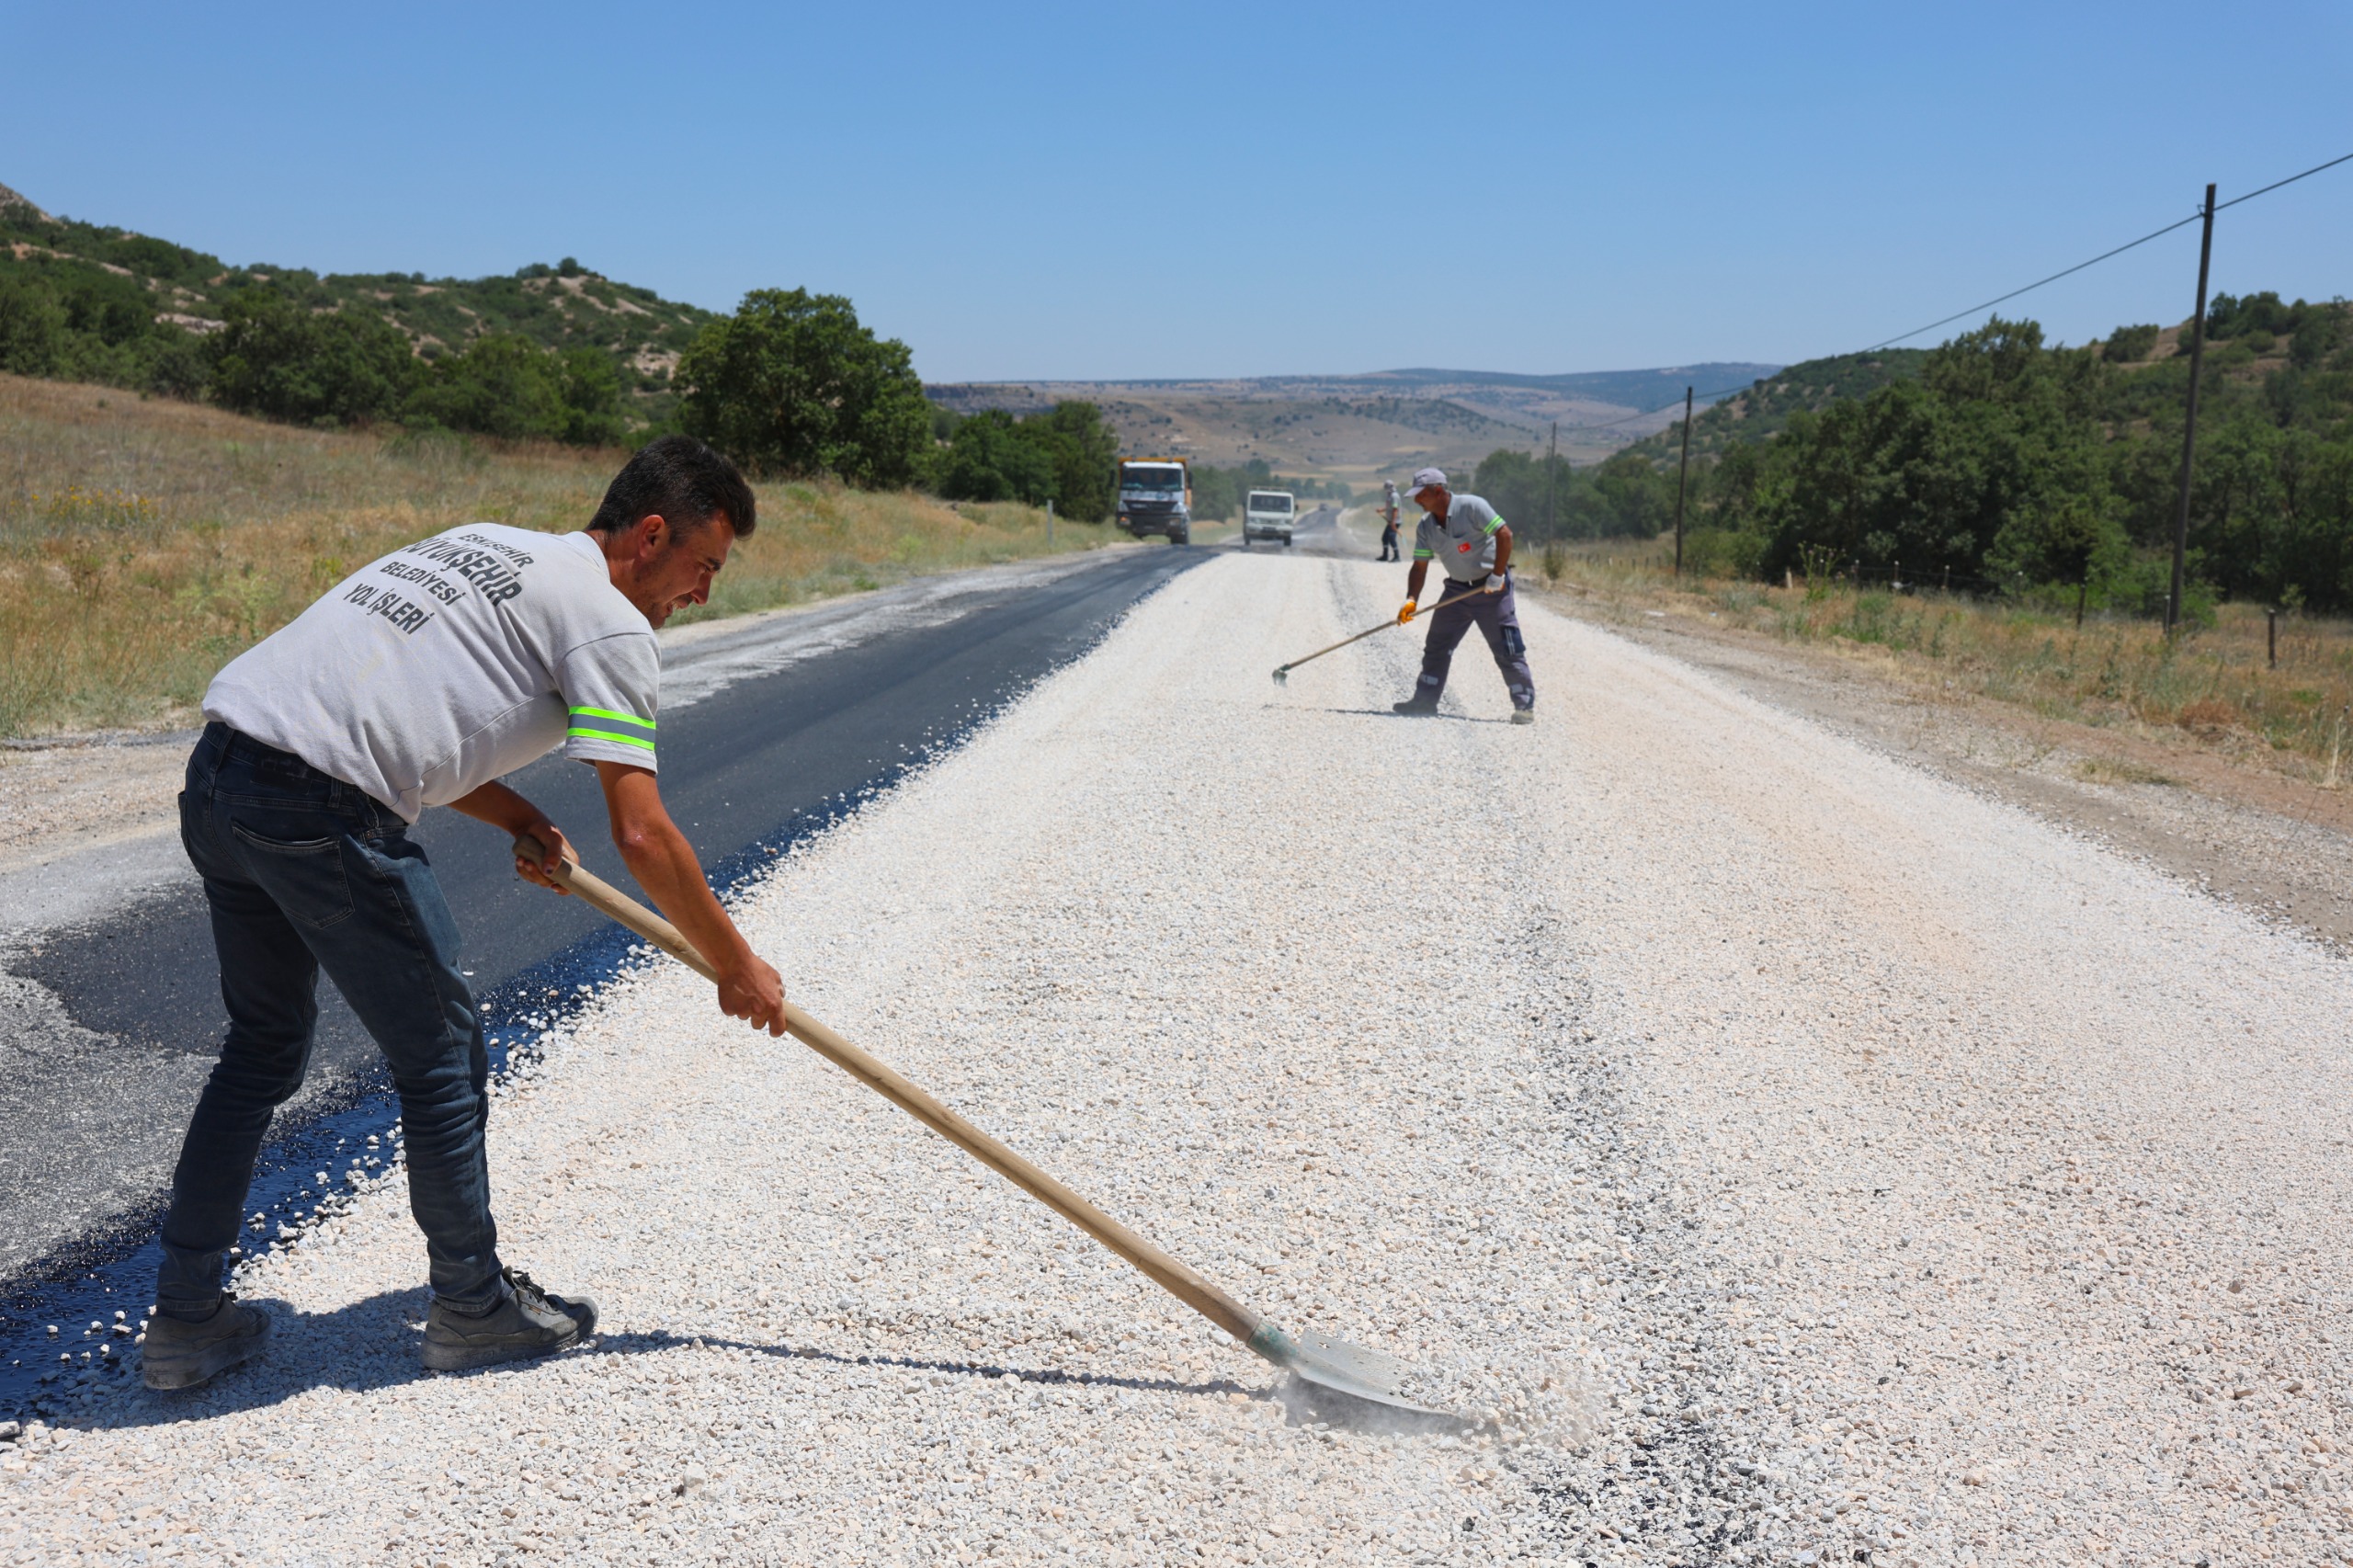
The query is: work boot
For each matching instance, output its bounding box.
[1392,695,1440,715]
[421,1267,597,1373]
[1510,708,1536,725]
[141,1294,271,1391]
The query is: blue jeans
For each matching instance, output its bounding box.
[156,723,504,1319]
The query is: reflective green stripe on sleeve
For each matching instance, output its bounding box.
[1413,549,1435,560]
[566,726,656,752]
[1483,515,1505,536]
[569,705,654,731]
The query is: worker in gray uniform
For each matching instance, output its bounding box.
[1392,467,1536,722]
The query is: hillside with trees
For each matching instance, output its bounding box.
[0,179,1131,516]
[0,181,708,441]
[1621,349,1930,462]
[1476,295,2353,616]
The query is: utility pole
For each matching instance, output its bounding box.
[1545,421,1558,541]
[2166,183,2217,635]
[1671,385,1695,579]
[1046,497,1054,548]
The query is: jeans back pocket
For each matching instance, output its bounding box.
[229,820,358,929]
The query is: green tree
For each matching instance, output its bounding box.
[1587,449,1676,538]
[676,288,930,486]
[208,290,421,426]
[554,347,626,446]
[1027,402,1120,521]
[403,334,627,446]
[405,333,564,439]
[0,275,68,376]
[938,411,1054,503]
[2104,324,2160,363]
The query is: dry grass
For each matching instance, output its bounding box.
[1538,539,2353,785]
[0,375,1120,737]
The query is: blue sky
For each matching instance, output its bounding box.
[10,1,2350,382]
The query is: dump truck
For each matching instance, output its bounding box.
[1116,458,1191,545]
[1243,489,1296,548]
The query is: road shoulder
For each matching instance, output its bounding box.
[1530,583,2353,953]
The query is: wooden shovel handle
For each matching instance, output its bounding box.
[513,835,1279,1355]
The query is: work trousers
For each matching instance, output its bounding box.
[156,723,504,1320]
[1415,575,1536,710]
[1378,529,1400,562]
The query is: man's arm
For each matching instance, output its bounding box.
[448,780,575,892]
[1488,523,1514,590]
[1402,558,1430,620]
[595,760,787,1036]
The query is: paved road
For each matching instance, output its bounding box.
[35,550,2353,1559]
[1227,504,1359,561]
[0,544,1206,1294]
[19,545,2349,1560]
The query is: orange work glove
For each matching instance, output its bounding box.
[1397,600,1418,625]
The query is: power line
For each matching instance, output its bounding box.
[1567,148,2353,449]
[1856,211,2204,352]
[2213,149,2353,213]
[1860,148,2351,351]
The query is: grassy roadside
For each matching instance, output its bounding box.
[1531,539,2353,786]
[0,374,1124,737]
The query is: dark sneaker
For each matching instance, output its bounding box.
[1510,708,1536,725]
[422,1267,597,1373]
[1392,696,1440,715]
[142,1294,271,1391]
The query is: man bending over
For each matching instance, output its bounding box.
[144,435,785,1390]
[1392,467,1537,722]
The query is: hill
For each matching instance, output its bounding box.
[1622,349,1930,462]
[929,363,1778,489]
[0,178,714,423]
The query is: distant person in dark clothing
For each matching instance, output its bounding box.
[1377,481,1402,561]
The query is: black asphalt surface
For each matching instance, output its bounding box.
[1,545,1205,1317]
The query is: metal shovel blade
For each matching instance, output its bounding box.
[1271,667,1289,685]
[1269,1331,1459,1432]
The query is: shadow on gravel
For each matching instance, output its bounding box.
[597,1328,1263,1404]
[1296,707,1517,725]
[81,1295,1260,1432]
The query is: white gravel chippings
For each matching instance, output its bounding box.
[7,552,2353,1566]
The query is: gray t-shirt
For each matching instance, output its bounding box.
[1413,492,1507,581]
[204,525,659,822]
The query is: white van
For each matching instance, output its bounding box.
[1242,489,1295,547]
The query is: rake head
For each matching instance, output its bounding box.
[1271,666,1290,686]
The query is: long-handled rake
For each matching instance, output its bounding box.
[515,836,1456,1431]
[1271,596,1458,685]
[1279,600,1421,682]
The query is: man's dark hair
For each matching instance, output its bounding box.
[587,435,757,540]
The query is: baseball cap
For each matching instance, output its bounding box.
[1409,467,1448,492]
